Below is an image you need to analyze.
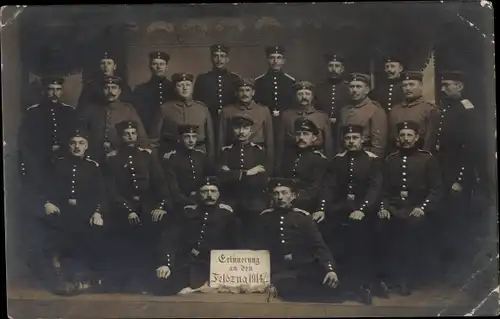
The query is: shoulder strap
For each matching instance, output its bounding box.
[163,150,177,159]
[364,150,378,158]
[85,157,100,167]
[26,104,40,111]
[313,150,327,159]
[219,203,234,213]
[293,207,310,216]
[260,208,274,215]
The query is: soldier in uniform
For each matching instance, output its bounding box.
[105,120,172,293]
[315,53,350,150]
[276,81,332,174]
[338,73,388,157]
[154,176,240,295]
[377,121,443,295]
[41,125,106,295]
[132,51,175,149]
[251,178,339,301]
[160,124,210,209]
[389,71,440,152]
[280,118,328,214]
[18,76,78,196]
[370,55,405,113]
[218,78,274,170]
[78,75,149,164]
[218,114,269,245]
[254,45,296,119]
[193,44,240,128]
[77,50,133,111]
[159,73,215,165]
[320,124,383,304]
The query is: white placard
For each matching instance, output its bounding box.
[209,250,271,288]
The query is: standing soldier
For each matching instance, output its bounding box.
[193,44,240,128]
[132,51,175,150]
[254,45,296,119]
[378,121,443,296]
[160,73,215,164]
[280,118,328,213]
[251,178,339,301]
[160,124,210,209]
[370,55,406,113]
[77,50,133,111]
[389,71,440,152]
[320,124,383,304]
[79,76,149,164]
[276,81,332,174]
[105,120,172,293]
[18,76,78,196]
[154,176,240,295]
[218,114,269,244]
[338,73,388,157]
[315,53,350,150]
[218,78,274,170]
[42,125,106,295]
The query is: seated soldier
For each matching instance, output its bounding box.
[154,176,240,295]
[218,113,269,244]
[320,124,383,304]
[105,120,173,293]
[42,125,106,295]
[252,178,339,301]
[161,124,210,209]
[280,118,328,213]
[377,121,443,296]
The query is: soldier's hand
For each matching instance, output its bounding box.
[349,210,365,220]
[90,212,104,226]
[44,202,60,215]
[156,265,171,279]
[409,207,425,218]
[323,271,339,288]
[451,182,463,193]
[106,150,118,157]
[312,211,325,223]
[329,117,337,124]
[52,145,60,152]
[221,165,231,172]
[246,166,260,176]
[190,191,197,197]
[151,209,167,222]
[378,209,391,220]
[128,212,141,225]
[255,165,266,173]
[68,199,77,206]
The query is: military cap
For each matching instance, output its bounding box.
[41,76,64,86]
[268,178,297,192]
[341,124,364,136]
[103,75,123,86]
[396,121,419,133]
[236,77,256,89]
[148,51,170,62]
[231,113,254,127]
[440,70,464,83]
[383,55,404,65]
[100,50,117,61]
[70,121,89,140]
[199,176,220,189]
[172,73,194,84]
[324,53,345,64]
[265,45,285,56]
[348,73,371,85]
[292,81,315,92]
[115,120,138,135]
[294,117,319,134]
[210,44,230,54]
[178,124,199,135]
[402,71,423,82]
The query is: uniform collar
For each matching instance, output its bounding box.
[119,144,139,154]
[351,97,371,108]
[399,147,419,156]
[235,141,252,148]
[267,69,283,75]
[236,101,254,110]
[295,145,314,154]
[296,105,316,115]
[150,75,169,83]
[387,76,402,84]
[403,96,424,108]
[327,76,345,85]
[106,100,122,108]
[347,150,363,157]
[212,67,228,74]
[175,98,194,107]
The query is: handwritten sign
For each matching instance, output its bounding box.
[210,250,271,288]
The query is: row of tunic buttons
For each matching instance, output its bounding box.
[240,146,245,169]
[197,211,209,246]
[400,156,408,200]
[71,164,77,195]
[189,155,197,180]
[436,104,450,150]
[158,81,164,105]
[105,110,111,141]
[279,215,286,244]
[387,84,394,111]
[292,153,302,176]
[129,155,139,190]
[330,85,336,117]
[50,108,58,146]
[217,75,223,112]
[348,156,355,195]
[273,77,279,105]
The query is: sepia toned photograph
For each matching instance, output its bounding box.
[2,2,498,317]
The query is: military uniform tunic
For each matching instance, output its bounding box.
[276,106,333,173]
[370,78,405,113]
[389,97,440,152]
[159,99,215,163]
[338,97,388,157]
[193,68,240,121]
[254,70,296,116]
[218,102,274,168]
[77,77,133,111]
[132,75,175,145]
[280,147,328,211]
[315,78,350,123]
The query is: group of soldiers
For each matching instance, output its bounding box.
[17,43,482,304]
